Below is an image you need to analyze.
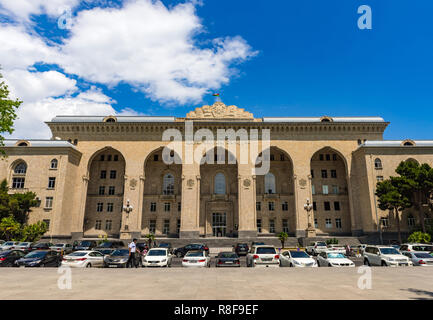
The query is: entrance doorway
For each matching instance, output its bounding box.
[212,213,227,237]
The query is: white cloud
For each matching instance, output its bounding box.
[0,0,80,21]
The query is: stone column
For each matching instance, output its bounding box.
[179,162,201,238]
[71,175,88,240]
[237,163,257,238]
[294,171,312,238]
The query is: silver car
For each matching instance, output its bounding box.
[402,251,433,266]
[0,241,19,251]
[50,243,73,254]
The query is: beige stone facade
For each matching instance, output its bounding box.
[1,102,432,240]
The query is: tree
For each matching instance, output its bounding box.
[278,232,288,248]
[20,220,48,242]
[0,216,21,241]
[0,179,38,224]
[0,69,22,153]
[395,161,433,233]
[144,233,155,248]
[326,238,339,245]
[376,177,412,243]
[407,231,431,244]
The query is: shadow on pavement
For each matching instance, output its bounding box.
[403,288,433,300]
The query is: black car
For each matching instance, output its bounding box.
[157,242,173,254]
[215,252,241,267]
[0,250,27,267]
[15,250,61,267]
[73,240,97,251]
[95,241,125,250]
[136,242,149,252]
[174,243,209,258]
[234,243,249,256]
[30,242,54,251]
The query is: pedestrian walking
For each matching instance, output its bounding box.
[127,238,140,268]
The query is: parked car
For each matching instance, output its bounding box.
[246,245,279,267]
[94,248,116,257]
[402,251,433,266]
[73,240,97,251]
[50,243,73,254]
[327,244,346,255]
[15,250,61,267]
[280,250,317,267]
[234,243,249,256]
[104,249,138,268]
[174,243,209,258]
[251,241,265,247]
[306,242,328,255]
[95,241,125,250]
[182,250,211,268]
[157,242,173,254]
[62,250,104,268]
[0,240,4,245]
[30,242,54,251]
[0,241,19,251]
[215,252,240,267]
[13,242,33,253]
[400,243,433,252]
[317,251,355,267]
[142,248,172,267]
[0,250,27,267]
[363,246,413,267]
[136,242,149,253]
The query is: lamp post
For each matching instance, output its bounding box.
[304,198,316,237]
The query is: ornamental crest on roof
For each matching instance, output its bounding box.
[186,102,254,120]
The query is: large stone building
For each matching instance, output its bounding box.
[1,102,432,241]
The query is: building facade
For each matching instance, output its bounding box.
[1,102,432,240]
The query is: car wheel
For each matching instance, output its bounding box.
[317,261,320,267]
[381,261,387,267]
[289,263,293,267]
[40,263,45,268]
[364,259,370,266]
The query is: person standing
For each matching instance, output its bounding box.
[127,238,140,268]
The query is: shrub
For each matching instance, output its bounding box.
[407,231,431,244]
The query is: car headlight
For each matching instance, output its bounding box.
[143,259,148,263]
[161,259,166,262]
[293,260,301,265]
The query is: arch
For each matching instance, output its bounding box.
[310,146,349,176]
[214,172,226,194]
[320,116,333,122]
[405,158,419,165]
[15,140,30,147]
[374,158,382,169]
[50,159,58,169]
[264,172,276,194]
[86,146,126,177]
[402,139,416,146]
[13,161,27,174]
[103,116,117,123]
[143,146,182,175]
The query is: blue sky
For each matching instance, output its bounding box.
[1,0,432,139]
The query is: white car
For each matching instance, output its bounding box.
[143,248,172,267]
[363,246,413,267]
[402,251,433,266]
[61,250,105,268]
[182,250,211,268]
[327,244,346,255]
[280,250,317,267]
[317,251,355,267]
[306,242,328,256]
[0,241,19,251]
[246,245,280,267]
[399,243,433,253]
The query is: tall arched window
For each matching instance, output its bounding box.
[265,173,276,194]
[14,162,27,174]
[374,158,382,169]
[163,173,174,195]
[50,159,58,169]
[214,173,226,195]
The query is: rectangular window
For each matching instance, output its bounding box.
[312,185,315,195]
[313,201,317,211]
[332,185,339,194]
[311,169,314,178]
[314,218,318,228]
[12,177,25,189]
[163,220,170,234]
[45,197,53,208]
[256,202,261,211]
[321,170,327,178]
[108,186,115,195]
[107,203,114,212]
[107,155,112,161]
[257,219,262,233]
[110,170,117,179]
[100,155,105,161]
[176,219,181,234]
[319,154,324,161]
[105,220,112,230]
[95,220,102,230]
[335,218,342,229]
[164,202,171,212]
[322,185,329,195]
[43,219,50,230]
[99,186,105,195]
[48,177,56,189]
[332,154,337,161]
[114,155,119,161]
[280,154,285,161]
[407,217,415,227]
[425,218,433,226]
[334,201,340,211]
[331,170,337,178]
[270,154,275,161]
[153,154,159,161]
[326,154,331,161]
[100,170,107,179]
[149,220,156,234]
[325,218,332,228]
[282,201,288,211]
[380,217,389,227]
[282,219,289,233]
[324,201,331,211]
[150,202,156,212]
[269,219,275,233]
[268,201,275,211]
[97,202,103,212]
[377,176,384,182]
[178,202,181,212]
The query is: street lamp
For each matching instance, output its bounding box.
[304,198,316,237]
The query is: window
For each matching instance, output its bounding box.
[268,201,275,211]
[48,177,56,189]
[214,173,226,194]
[107,155,112,161]
[314,218,318,228]
[45,197,53,208]
[150,202,156,212]
[100,170,107,179]
[270,154,275,161]
[164,202,171,212]
[107,203,114,212]
[321,170,327,178]
[43,219,50,230]
[332,154,337,161]
[105,220,112,230]
[312,185,315,195]
[108,186,115,195]
[332,185,339,194]
[374,158,382,169]
[280,154,285,161]
[153,154,159,161]
[425,218,433,226]
[176,219,181,234]
[163,173,175,195]
[407,216,415,227]
[313,202,317,211]
[97,202,103,212]
[334,202,340,211]
[265,173,276,194]
[269,219,275,233]
[110,170,117,179]
[322,185,329,195]
[163,220,170,234]
[95,220,102,230]
[12,177,25,189]
[100,155,105,161]
[380,217,389,228]
[331,170,337,178]
[99,186,105,195]
[311,170,314,178]
[282,202,288,211]
[326,154,331,161]
[325,218,332,228]
[178,202,181,212]
[282,219,289,233]
[14,162,27,174]
[50,159,58,169]
[256,202,261,211]
[319,154,324,161]
[257,219,262,233]
[149,220,156,234]
[114,155,119,161]
[324,202,331,211]
[335,218,342,229]
[377,176,384,182]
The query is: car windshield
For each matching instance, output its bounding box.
[53,244,65,247]
[380,248,400,255]
[147,250,166,256]
[327,253,345,259]
[237,244,248,247]
[25,251,47,258]
[186,251,204,257]
[78,241,92,246]
[111,249,129,256]
[317,242,327,246]
[413,246,433,251]
[414,253,432,259]
[68,252,87,257]
[290,251,310,258]
[254,242,265,245]
[18,242,30,246]
[158,243,170,247]
[256,247,276,254]
[96,249,113,254]
[98,242,113,248]
[3,242,14,245]
[219,253,237,258]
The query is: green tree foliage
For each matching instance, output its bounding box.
[376,177,412,243]
[144,233,155,248]
[278,232,288,248]
[407,231,431,244]
[20,220,48,242]
[0,179,38,224]
[326,238,339,245]
[0,215,21,241]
